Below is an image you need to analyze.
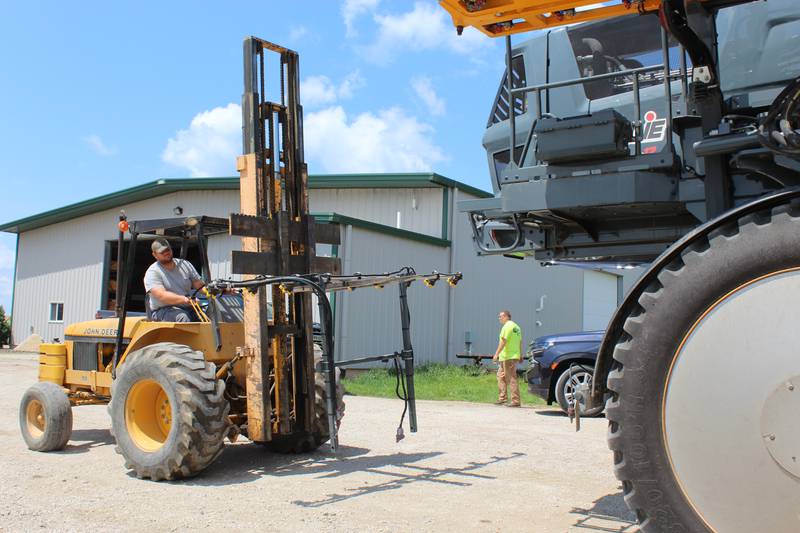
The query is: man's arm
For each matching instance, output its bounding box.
[493,338,506,362]
[150,286,191,306]
[191,278,205,291]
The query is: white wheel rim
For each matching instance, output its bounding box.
[665,269,800,533]
[564,370,593,411]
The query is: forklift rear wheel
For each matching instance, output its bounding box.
[19,382,73,452]
[607,203,800,532]
[109,342,229,480]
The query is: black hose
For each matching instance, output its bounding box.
[392,355,409,441]
[759,76,800,158]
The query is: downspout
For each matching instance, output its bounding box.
[9,234,19,345]
[334,224,353,363]
[444,188,457,365]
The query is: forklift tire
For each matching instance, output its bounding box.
[262,347,345,454]
[607,203,800,532]
[109,342,229,480]
[19,382,73,452]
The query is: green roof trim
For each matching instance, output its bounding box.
[0,173,490,234]
[309,172,492,199]
[313,213,451,248]
[0,178,238,234]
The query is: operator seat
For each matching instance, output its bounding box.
[578,37,614,99]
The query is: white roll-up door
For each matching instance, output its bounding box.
[582,270,619,330]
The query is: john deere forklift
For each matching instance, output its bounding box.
[440,0,799,531]
[19,37,460,481]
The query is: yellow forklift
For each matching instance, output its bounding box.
[19,37,460,480]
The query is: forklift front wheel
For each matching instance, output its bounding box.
[19,382,73,452]
[109,342,229,480]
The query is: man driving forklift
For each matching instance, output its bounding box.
[144,237,204,322]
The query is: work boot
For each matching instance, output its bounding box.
[506,403,521,408]
[495,399,506,405]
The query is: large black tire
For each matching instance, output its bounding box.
[262,347,345,454]
[606,203,800,532]
[109,342,229,480]
[19,382,73,451]
[554,364,604,417]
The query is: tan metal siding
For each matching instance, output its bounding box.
[446,190,586,359]
[310,188,443,238]
[12,190,241,342]
[333,225,450,365]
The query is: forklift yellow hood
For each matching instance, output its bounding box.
[65,317,147,339]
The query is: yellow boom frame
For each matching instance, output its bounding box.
[439,0,661,36]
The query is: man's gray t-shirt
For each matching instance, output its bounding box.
[144,259,201,310]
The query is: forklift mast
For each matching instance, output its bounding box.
[233,37,340,443]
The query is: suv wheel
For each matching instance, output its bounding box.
[555,364,604,417]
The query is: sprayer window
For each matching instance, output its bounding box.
[488,55,527,127]
[566,14,691,100]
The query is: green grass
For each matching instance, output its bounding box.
[342,363,546,406]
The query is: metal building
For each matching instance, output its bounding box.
[0,173,638,364]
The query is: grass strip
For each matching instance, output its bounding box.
[342,363,546,406]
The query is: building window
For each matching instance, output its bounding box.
[49,302,64,323]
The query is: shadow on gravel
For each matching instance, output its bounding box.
[534,410,607,420]
[534,409,567,417]
[569,491,637,532]
[189,442,526,506]
[59,429,115,454]
[289,451,526,508]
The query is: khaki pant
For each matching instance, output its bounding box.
[497,359,521,405]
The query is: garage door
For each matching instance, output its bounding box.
[582,270,619,330]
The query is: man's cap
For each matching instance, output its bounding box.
[151,238,172,253]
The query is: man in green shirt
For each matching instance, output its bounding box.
[493,310,523,407]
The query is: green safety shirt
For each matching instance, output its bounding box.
[499,320,522,361]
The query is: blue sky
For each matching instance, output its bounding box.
[0,0,511,312]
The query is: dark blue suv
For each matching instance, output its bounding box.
[525,330,605,416]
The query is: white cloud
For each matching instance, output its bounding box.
[342,0,381,37]
[289,25,308,41]
[84,134,117,156]
[162,103,240,177]
[304,106,446,173]
[302,76,338,107]
[163,98,445,177]
[301,71,364,108]
[411,77,446,116]
[337,71,365,99]
[365,2,493,64]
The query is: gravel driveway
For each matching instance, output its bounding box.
[0,350,636,532]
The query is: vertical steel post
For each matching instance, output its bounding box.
[633,74,641,156]
[506,35,516,166]
[196,223,222,351]
[679,45,689,116]
[112,231,137,378]
[242,38,259,157]
[660,27,674,148]
[239,37,272,443]
[399,281,417,432]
